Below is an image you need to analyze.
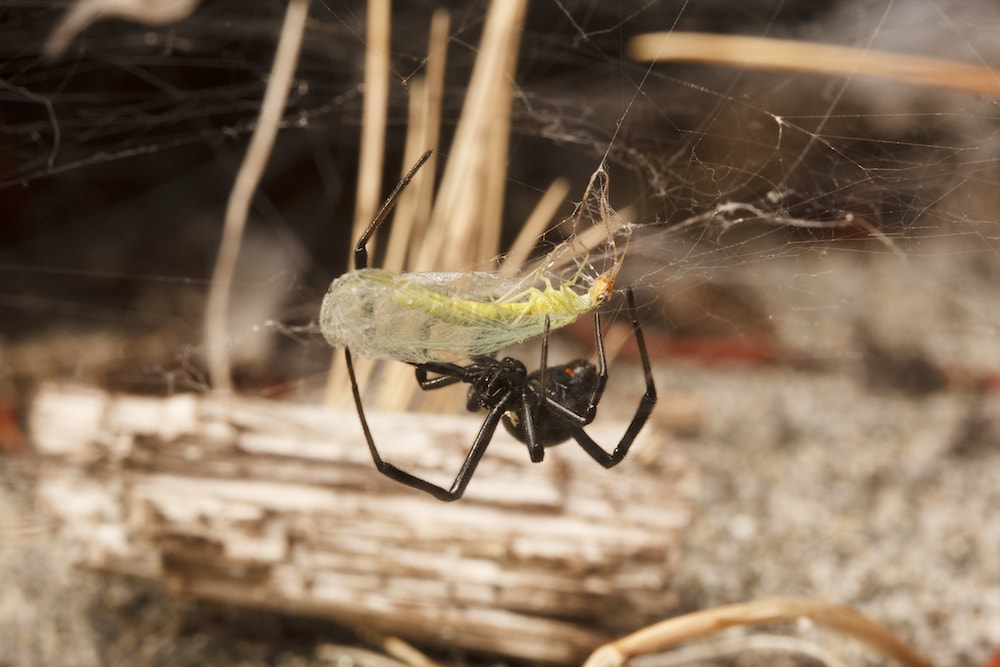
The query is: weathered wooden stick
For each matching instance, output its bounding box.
[29,383,695,663]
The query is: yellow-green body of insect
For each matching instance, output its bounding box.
[320,265,614,364]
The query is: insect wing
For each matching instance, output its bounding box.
[321,269,557,363]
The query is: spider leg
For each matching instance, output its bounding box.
[586,306,609,420]
[537,315,550,390]
[445,401,510,498]
[416,360,497,412]
[352,150,432,270]
[521,317,550,463]
[518,385,544,462]
[525,306,608,430]
[414,362,470,390]
[569,287,657,468]
[345,347,508,501]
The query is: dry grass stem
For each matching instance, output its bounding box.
[498,178,570,277]
[315,644,413,667]
[415,0,528,272]
[629,634,850,667]
[352,0,392,246]
[205,0,310,393]
[413,8,451,243]
[412,0,527,414]
[584,598,934,667]
[350,0,529,414]
[324,0,391,406]
[628,32,1000,95]
[373,10,450,413]
[379,636,444,667]
[43,0,201,59]
[383,77,430,273]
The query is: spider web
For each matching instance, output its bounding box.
[4,0,999,396]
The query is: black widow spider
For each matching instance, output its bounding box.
[340,151,658,501]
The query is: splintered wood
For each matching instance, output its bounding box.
[29,383,696,663]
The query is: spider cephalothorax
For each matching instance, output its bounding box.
[463,356,528,411]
